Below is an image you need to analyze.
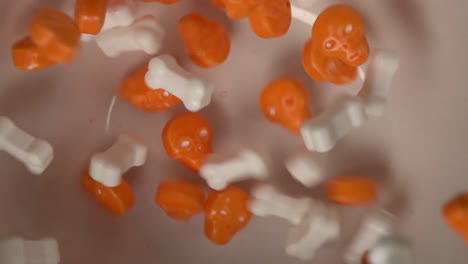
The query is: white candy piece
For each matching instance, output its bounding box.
[0,237,60,264]
[300,96,367,152]
[359,50,400,116]
[89,134,147,187]
[81,0,137,42]
[249,184,312,225]
[0,116,53,175]
[285,202,340,261]
[285,151,326,187]
[200,149,268,191]
[368,236,412,264]
[145,54,213,112]
[344,210,396,264]
[96,15,165,58]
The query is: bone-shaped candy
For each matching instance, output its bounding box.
[81,0,137,42]
[200,149,268,190]
[367,236,412,264]
[0,116,53,175]
[145,54,213,112]
[285,201,340,260]
[285,151,326,187]
[0,237,60,264]
[89,134,147,187]
[359,50,400,116]
[96,15,165,58]
[249,183,312,225]
[300,96,367,152]
[344,210,396,264]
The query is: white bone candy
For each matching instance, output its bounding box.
[344,210,396,264]
[0,116,53,175]
[0,237,60,264]
[285,151,326,187]
[367,236,412,264]
[249,183,312,225]
[96,15,165,58]
[200,149,268,191]
[300,96,367,152]
[359,50,400,116]
[285,201,340,260]
[145,54,213,112]
[89,134,147,187]
[81,0,137,42]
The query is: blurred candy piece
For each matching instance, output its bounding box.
[119,65,181,112]
[249,0,292,38]
[215,0,258,19]
[96,15,165,58]
[81,172,135,216]
[0,237,60,264]
[145,54,213,112]
[200,148,269,190]
[327,176,378,205]
[249,183,312,225]
[344,210,396,264]
[162,113,213,171]
[301,96,367,152]
[11,37,55,70]
[30,8,80,64]
[204,186,252,245]
[286,201,340,260]
[443,192,468,241]
[359,50,400,116]
[156,180,206,220]
[142,0,181,3]
[89,134,147,188]
[179,13,230,68]
[366,236,412,264]
[260,77,312,133]
[74,0,107,34]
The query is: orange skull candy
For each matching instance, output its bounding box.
[260,78,312,133]
[204,186,252,245]
[312,4,369,67]
[119,65,181,112]
[248,0,292,38]
[443,192,468,241]
[303,38,358,85]
[162,113,213,171]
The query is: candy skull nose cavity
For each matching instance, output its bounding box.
[285,97,295,106]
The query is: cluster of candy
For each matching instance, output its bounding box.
[2,0,467,263]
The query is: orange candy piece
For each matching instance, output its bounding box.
[156,180,206,221]
[162,113,213,171]
[11,37,55,71]
[248,0,292,38]
[81,172,135,216]
[303,4,369,84]
[326,176,378,205]
[119,65,181,112]
[443,192,468,241]
[30,8,81,64]
[74,0,108,34]
[178,13,231,68]
[260,77,312,133]
[204,186,252,245]
[221,0,258,19]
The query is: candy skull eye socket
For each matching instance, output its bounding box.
[283,96,295,107]
[179,140,191,149]
[324,40,336,49]
[345,24,353,34]
[199,129,208,137]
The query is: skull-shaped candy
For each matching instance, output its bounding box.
[119,65,181,112]
[204,186,252,245]
[162,113,213,171]
[312,4,369,67]
[260,78,312,133]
